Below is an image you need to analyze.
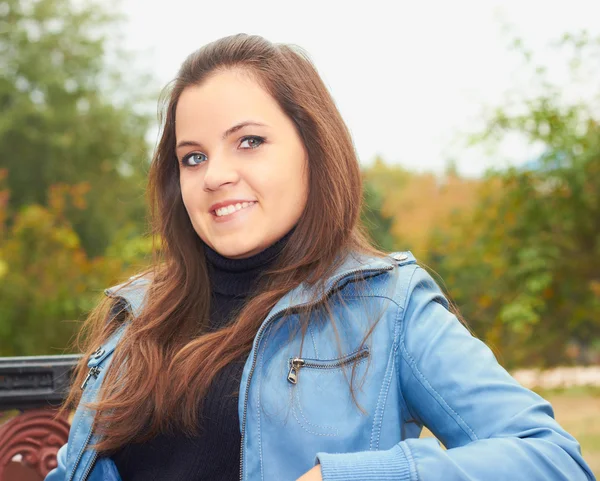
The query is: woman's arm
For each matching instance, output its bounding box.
[316,267,595,481]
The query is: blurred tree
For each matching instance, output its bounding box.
[0,180,124,355]
[362,156,480,258]
[362,157,412,250]
[0,0,154,256]
[0,0,156,354]
[432,32,600,367]
[361,179,395,251]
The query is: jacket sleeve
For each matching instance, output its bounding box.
[316,266,595,481]
[44,443,67,481]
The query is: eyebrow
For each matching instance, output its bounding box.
[222,121,267,139]
[175,121,267,150]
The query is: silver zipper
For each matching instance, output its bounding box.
[287,348,369,384]
[287,359,305,384]
[81,453,98,481]
[66,429,94,481]
[238,307,287,481]
[80,366,101,390]
[70,351,105,479]
[70,325,129,479]
[238,264,392,480]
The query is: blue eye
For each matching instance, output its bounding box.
[181,152,207,167]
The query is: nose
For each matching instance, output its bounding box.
[202,154,240,192]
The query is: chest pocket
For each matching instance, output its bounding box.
[286,347,370,437]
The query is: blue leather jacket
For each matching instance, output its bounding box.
[45,252,595,481]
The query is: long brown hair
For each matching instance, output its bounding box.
[64,34,383,452]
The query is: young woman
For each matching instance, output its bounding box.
[45,34,595,481]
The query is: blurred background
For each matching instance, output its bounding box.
[0,0,599,473]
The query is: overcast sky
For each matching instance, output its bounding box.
[116,0,599,176]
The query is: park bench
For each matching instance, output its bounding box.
[0,355,80,481]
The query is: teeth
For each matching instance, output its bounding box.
[215,202,256,217]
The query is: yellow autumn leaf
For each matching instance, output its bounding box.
[0,258,8,279]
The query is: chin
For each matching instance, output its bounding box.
[210,238,263,260]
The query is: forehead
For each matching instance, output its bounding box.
[175,69,283,138]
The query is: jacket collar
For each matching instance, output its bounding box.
[105,252,411,318]
[263,251,397,316]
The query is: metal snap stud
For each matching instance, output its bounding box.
[392,253,409,262]
[92,347,105,359]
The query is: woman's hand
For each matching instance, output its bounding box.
[296,464,322,481]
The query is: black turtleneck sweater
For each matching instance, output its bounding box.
[111,235,288,481]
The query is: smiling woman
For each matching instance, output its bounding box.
[175,70,308,259]
[44,34,595,481]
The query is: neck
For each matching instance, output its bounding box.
[203,230,293,297]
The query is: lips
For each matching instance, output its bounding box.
[211,201,258,226]
[208,199,257,214]
[213,201,257,217]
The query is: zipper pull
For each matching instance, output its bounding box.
[287,358,305,384]
[81,366,101,390]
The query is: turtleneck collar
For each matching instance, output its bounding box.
[203,230,293,297]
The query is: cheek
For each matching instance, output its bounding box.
[262,164,307,210]
[299,167,309,202]
[284,170,308,222]
[291,160,309,207]
[179,178,191,210]
[179,176,202,216]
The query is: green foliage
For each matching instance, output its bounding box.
[0,174,153,355]
[0,0,155,354]
[0,0,153,256]
[0,182,116,355]
[429,32,600,367]
[361,179,396,251]
[360,33,600,368]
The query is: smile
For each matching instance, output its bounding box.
[213,201,257,218]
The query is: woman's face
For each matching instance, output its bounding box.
[175,69,309,259]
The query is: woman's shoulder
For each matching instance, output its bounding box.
[351,250,449,312]
[104,271,153,318]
